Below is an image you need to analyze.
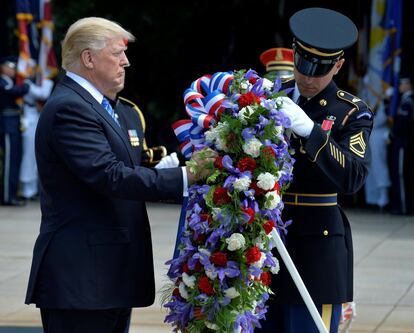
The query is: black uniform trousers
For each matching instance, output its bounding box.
[40,308,131,333]
[0,113,22,203]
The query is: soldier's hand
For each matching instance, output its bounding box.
[186,148,217,184]
[280,96,314,138]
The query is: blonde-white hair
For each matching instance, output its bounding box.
[61,17,135,71]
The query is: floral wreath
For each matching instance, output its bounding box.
[163,69,295,332]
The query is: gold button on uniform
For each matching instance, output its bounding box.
[319,99,327,106]
[323,230,329,236]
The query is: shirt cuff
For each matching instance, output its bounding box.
[181,166,188,197]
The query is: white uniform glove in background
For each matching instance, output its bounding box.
[280,96,314,138]
[155,152,180,169]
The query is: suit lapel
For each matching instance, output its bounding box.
[60,76,137,164]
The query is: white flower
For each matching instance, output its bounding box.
[205,321,219,330]
[226,233,246,251]
[178,282,189,299]
[264,191,281,210]
[257,172,276,191]
[224,287,240,299]
[262,78,274,90]
[240,82,250,90]
[242,137,262,158]
[182,272,196,289]
[237,105,255,124]
[270,258,280,274]
[252,252,266,268]
[275,96,284,108]
[233,176,251,191]
[205,267,218,280]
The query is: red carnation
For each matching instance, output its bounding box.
[237,157,257,172]
[246,246,262,264]
[199,213,212,224]
[260,271,272,286]
[243,207,256,224]
[198,276,214,295]
[250,182,265,196]
[213,187,231,206]
[262,146,276,157]
[263,220,276,234]
[210,252,228,266]
[214,155,224,170]
[249,77,257,84]
[273,182,280,193]
[238,92,261,108]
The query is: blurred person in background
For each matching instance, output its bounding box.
[0,56,29,206]
[19,59,54,201]
[363,78,392,212]
[260,47,294,82]
[390,75,414,215]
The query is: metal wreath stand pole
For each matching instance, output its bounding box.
[271,229,328,333]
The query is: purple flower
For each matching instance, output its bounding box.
[242,127,256,140]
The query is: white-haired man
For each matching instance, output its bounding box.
[25,17,214,333]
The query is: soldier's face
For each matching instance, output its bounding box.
[295,59,344,98]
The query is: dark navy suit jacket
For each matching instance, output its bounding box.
[25,75,183,309]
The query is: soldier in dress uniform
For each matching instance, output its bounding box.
[257,8,373,333]
[0,56,29,206]
[259,47,294,82]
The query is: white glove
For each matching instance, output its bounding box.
[280,96,314,137]
[154,152,180,169]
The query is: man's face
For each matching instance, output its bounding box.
[294,59,344,98]
[89,37,129,99]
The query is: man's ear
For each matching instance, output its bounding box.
[80,49,94,70]
[333,58,345,75]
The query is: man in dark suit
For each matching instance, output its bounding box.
[25,17,215,333]
[257,8,373,333]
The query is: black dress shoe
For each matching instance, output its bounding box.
[2,199,27,206]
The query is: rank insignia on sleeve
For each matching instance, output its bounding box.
[128,129,140,147]
[349,131,366,158]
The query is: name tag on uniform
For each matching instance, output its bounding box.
[128,129,140,147]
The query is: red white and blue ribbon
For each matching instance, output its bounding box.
[172,71,234,158]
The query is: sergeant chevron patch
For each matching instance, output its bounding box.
[349,132,366,158]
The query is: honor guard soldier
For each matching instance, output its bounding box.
[257,8,373,333]
[259,47,294,82]
[0,56,30,206]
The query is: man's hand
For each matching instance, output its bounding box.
[154,152,180,169]
[186,148,217,184]
[280,96,314,137]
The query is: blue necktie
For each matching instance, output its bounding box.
[101,97,120,127]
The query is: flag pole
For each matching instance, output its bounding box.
[271,229,328,333]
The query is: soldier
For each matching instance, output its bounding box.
[257,8,373,333]
[259,47,294,82]
[0,56,29,206]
